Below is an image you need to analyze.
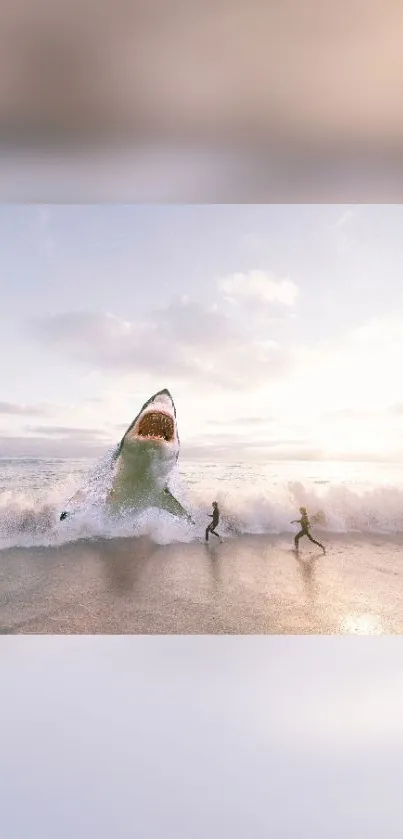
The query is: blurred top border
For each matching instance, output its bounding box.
[1,0,403,200]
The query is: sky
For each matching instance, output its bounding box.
[2,636,403,838]
[2,203,403,461]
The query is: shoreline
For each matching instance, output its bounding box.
[0,533,402,634]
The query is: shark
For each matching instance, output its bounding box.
[59,388,192,522]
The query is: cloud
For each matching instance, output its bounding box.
[31,308,201,381]
[321,407,378,422]
[182,441,324,461]
[155,295,238,349]
[1,436,400,466]
[25,425,110,439]
[0,401,49,416]
[219,270,299,307]
[206,417,276,426]
[0,435,107,459]
[27,294,403,461]
[30,276,299,390]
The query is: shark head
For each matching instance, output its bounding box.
[116,389,180,469]
[60,389,188,519]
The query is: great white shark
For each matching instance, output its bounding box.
[59,388,192,522]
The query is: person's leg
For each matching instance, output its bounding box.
[210,528,220,540]
[294,529,304,550]
[205,524,212,541]
[307,532,326,552]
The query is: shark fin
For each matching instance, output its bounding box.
[160,487,194,522]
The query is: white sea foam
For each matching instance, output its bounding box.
[1,457,403,549]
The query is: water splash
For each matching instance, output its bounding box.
[1,457,403,549]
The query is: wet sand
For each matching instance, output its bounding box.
[0,533,402,634]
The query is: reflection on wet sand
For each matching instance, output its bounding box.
[292,553,321,632]
[295,555,318,603]
[0,533,401,633]
[204,541,223,587]
[98,536,159,595]
[340,613,384,635]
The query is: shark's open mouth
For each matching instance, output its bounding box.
[137,412,174,442]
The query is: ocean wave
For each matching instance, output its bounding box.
[2,467,403,548]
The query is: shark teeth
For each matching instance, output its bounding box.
[137,411,174,442]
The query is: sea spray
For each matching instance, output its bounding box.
[1,457,403,549]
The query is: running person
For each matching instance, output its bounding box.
[291,506,326,554]
[205,501,221,541]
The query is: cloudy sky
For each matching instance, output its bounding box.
[2,203,403,461]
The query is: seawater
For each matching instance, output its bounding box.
[1,456,403,549]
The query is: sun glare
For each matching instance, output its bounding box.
[340,613,383,635]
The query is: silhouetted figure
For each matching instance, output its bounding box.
[206,501,221,542]
[291,506,326,554]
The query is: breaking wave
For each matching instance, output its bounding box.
[1,456,403,549]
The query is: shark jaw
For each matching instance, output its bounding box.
[60,389,192,522]
[108,388,181,507]
[119,389,179,461]
[137,411,174,442]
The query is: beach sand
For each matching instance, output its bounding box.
[0,533,402,634]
